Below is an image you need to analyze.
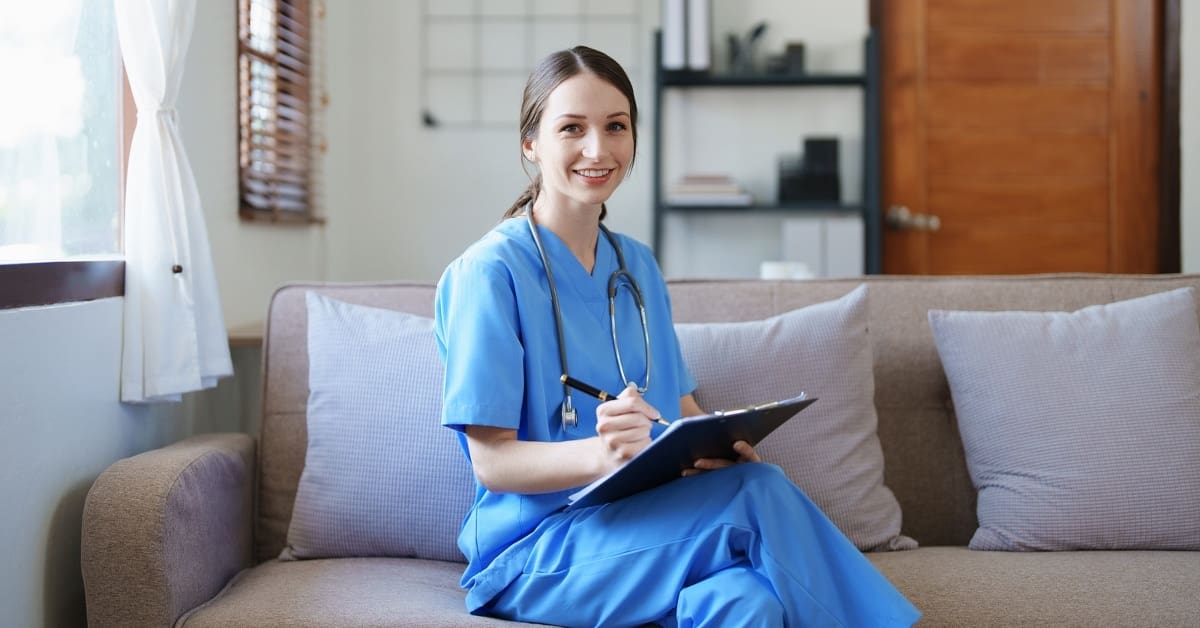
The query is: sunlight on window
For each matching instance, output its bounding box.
[0,0,120,263]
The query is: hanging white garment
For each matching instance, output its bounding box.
[116,0,232,402]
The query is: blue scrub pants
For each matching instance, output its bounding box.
[481,463,920,627]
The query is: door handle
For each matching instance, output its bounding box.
[886,205,941,231]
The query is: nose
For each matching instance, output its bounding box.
[581,129,607,161]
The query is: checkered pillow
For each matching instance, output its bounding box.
[929,287,1200,550]
[675,285,916,552]
[283,292,474,561]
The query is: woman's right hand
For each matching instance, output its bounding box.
[594,384,658,472]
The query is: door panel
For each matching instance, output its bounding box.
[927,132,1108,178]
[879,0,1162,275]
[926,85,1108,131]
[926,0,1109,32]
[927,33,1110,81]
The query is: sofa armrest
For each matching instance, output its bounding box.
[82,432,255,628]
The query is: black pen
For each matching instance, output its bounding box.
[560,374,671,426]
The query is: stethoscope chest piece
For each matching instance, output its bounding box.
[561,394,578,429]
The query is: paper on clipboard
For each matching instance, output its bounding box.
[566,393,816,510]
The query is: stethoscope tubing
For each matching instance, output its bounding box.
[526,210,651,430]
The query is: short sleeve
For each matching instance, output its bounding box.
[435,258,525,432]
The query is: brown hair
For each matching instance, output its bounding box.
[502,46,639,221]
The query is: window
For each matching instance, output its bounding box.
[238,0,315,223]
[0,1,125,309]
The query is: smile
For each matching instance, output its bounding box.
[574,168,614,181]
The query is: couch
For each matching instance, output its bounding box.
[82,275,1200,627]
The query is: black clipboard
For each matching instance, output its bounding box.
[566,393,817,510]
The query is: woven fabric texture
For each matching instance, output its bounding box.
[675,284,916,551]
[283,292,474,561]
[929,287,1200,551]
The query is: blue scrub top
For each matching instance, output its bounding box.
[434,216,697,586]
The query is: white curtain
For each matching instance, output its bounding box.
[115,0,231,402]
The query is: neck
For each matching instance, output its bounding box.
[530,197,602,272]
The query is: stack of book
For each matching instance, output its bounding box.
[666,174,754,206]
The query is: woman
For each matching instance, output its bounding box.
[435,45,919,627]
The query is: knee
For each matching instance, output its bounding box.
[728,461,791,488]
[677,566,784,627]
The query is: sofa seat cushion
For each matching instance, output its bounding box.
[868,546,1200,627]
[177,558,544,627]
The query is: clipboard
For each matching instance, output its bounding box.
[566,393,817,510]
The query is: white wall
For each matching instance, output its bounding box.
[1183,2,1199,271]
[181,0,325,328]
[319,0,658,285]
[0,299,243,627]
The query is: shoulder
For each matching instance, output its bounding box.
[439,218,539,290]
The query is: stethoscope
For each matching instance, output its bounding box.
[526,209,651,430]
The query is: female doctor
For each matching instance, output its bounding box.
[434,45,920,628]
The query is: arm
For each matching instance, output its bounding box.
[81,433,254,628]
[466,386,663,493]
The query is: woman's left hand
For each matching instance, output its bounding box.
[681,440,761,477]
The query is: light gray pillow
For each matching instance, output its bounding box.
[675,285,916,552]
[283,292,474,561]
[929,287,1200,551]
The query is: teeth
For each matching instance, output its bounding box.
[577,169,611,177]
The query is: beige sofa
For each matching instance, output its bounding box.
[82,275,1200,627]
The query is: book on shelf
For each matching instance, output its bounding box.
[666,192,754,206]
[667,174,753,206]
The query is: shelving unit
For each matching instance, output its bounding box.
[651,30,881,274]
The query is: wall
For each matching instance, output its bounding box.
[318,0,868,283]
[1183,2,1199,272]
[181,0,325,328]
[0,299,242,627]
[0,3,307,626]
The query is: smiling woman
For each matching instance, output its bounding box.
[0,0,126,309]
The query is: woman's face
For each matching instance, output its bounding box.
[525,72,634,216]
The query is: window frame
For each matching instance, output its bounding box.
[0,65,133,311]
[236,0,320,225]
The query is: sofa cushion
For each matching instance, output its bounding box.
[675,285,916,551]
[283,292,474,561]
[176,558,542,627]
[868,546,1200,628]
[929,287,1200,551]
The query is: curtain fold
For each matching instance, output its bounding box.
[116,0,231,403]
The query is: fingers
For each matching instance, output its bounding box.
[681,441,762,477]
[733,440,761,463]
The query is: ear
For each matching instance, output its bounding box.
[522,137,537,163]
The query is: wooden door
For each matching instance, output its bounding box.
[876,0,1163,274]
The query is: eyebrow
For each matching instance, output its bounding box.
[554,112,631,121]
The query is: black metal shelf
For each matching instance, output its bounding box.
[660,71,866,88]
[662,202,865,214]
[651,29,882,274]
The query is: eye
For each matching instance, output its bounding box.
[559,123,582,134]
[607,121,628,132]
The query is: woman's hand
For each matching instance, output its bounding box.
[681,440,761,477]
[594,384,659,473]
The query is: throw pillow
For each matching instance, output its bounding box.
[675,284,917,551]
[283,292,475,561]
[928,287,1200,551]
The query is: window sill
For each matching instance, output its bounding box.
[0,259,125,310]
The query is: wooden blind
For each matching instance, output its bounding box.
[238,0,313,222]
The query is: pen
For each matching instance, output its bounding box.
[560,374,671,426]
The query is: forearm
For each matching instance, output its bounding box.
[467,427,607,494]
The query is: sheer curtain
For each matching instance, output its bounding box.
[116,0,231,402]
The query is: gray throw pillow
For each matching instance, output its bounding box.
[929,287,1200,551]
[675,285,916,552]
[283,292,474,561]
